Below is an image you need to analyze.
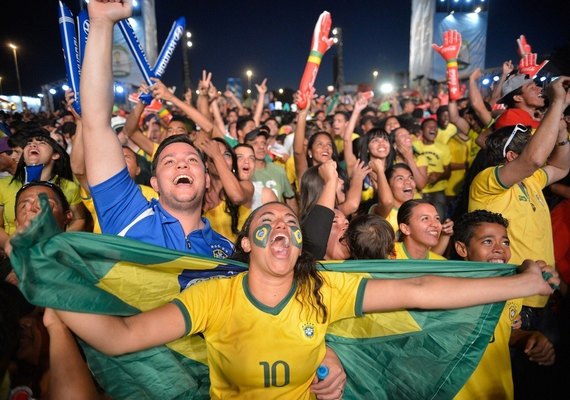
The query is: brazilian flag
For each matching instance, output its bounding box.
[10,196,513,399]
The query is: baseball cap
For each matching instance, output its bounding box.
[497,74,534,104]
[111,116,127,133]
[0,137,11,153]
[245,126,270,143]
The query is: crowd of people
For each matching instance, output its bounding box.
[1,1,569,399]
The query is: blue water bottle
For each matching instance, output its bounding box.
[316,365,329,381]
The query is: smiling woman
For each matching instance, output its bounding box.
[55,200,559,399]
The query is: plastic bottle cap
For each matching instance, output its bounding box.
[316,365,329,380]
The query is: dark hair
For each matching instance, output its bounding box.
[357,128,396,167]
[230,202,328,322]
[15,180,71,214]
[151,134,206,175]
[299,165,326,220]
[333,111,350,122]
[452,210,509,246]
[121,145,139,166]
[60,121,77,137]
[485,125,531,166]
[346,214,395,259]
[209,138,241,235]
[397,198,437,238]
[501,87,524,109]
[13,130,73,185]
[169,115,195,133]
[305,131,349,193]
[385,162,413,182]
[420,117,437,130]
[236,116,255,133]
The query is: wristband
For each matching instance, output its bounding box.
[307,50,323,65]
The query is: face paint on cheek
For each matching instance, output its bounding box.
[291,226,303,249]
[253,224,271,248]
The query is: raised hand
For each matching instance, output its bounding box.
[517,34,532,58]
[198,70,212,96]
[255,78,268,95]
[433,29,462,100]
[297,11,334,109]
[502,60,514,76]
[432,29,462,62]
[518,53,549,78]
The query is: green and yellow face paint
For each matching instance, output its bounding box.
[291,226,303,249]
[253,224,271,248]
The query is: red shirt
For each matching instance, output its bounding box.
[494,108,540,130]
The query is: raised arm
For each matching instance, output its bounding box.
[370,158,393,218]
[468,68,493,128]
[338,160,369,217]
[344,94,368,175]
[197,136,254,205]
[498,76,570,187]
[151,77,224,139]
[196,70,212,120]
[225,90,246,116]
[80,0,130,186]
[489,60,514,106]
[293,90,312,181]
[253,79,268,127]
[448,99,471,136]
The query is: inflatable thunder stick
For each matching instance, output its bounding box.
[77,9,89,66]
[295,11,335,109]
[58,1,82,114]
[432,29,462,101]
[153,17,186,77]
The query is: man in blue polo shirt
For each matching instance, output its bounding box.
[79,5,232,258]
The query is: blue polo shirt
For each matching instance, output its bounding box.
[90,168,233,259]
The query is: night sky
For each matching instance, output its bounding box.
[1,0,568,98]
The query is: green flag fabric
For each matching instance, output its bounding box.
[10,196,514,399]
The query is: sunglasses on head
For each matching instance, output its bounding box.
[502,124,529,158]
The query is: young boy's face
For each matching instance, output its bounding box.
[455,222,511,263]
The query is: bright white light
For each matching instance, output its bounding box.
[133,0,139,8]
[62,84,70,91]
[372,70,379,78]
[493,76,500,82]
[540,76,547,82]
[380,83,394,94]
[482,78,490,85]
[278,88,284,94]
[186,31,192,38]
[474,6,482,13]
[332,37,339,44]
[466,0,471,2]
[449,10,455,16]
[49,88,57,95]
[37,93,44,98]
[195,90,200,95]
[246,70,253,78]
[327,85,335,92]
[115,85,124,94]
[454,0,459,3]
[186,40,193,48]
[246,89,251,94]
[332,28,338,35]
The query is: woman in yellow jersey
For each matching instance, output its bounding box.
[393,199,452,260]
[55,201,559,400]
[200,138,253,243]
[391,127,428,190]
[371,163,417,233]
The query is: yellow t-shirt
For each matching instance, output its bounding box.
[467,129,481,166]
[435,123,457,145]
[455,298,523,400]
[334,132,359,155]
[0,176,82,236]
[81,184,158,234]
[173,271,366,400]
[469,166,552,307]
[413,140,451,194]
[203,200,250,243]
[445,135,470,197]
[392,241,446,260]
